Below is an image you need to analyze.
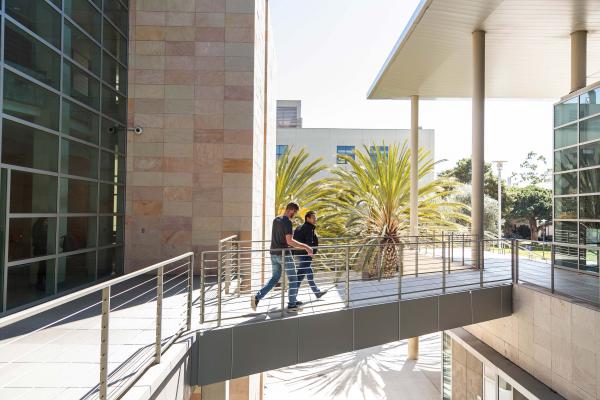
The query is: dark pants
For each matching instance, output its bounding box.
[295,255,320,295]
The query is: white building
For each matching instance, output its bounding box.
[276,101,435,180]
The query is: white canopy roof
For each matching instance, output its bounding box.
[368,0,600,100]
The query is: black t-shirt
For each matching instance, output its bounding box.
[270,216,293,255]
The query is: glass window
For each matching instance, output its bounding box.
[64,20,101,76]
[61,139,98,179]
[6,260,56,309]
[370,145,389,162]
[580,87,600,118]
[99,184,123,214]
[98,215,123,246]
[442,332,452,400]
[276,144,288,159]
[2,119,58,172]
[580,115,600,143]
[98,246,122,277]
[102,52,127,94]
[579,249,598,274]
[10,171,57,213]
[554,123,577,149]
[6,0,61,48]
[580,195,600,220]
[580,168,600,194]
[580,222,600,245]
[580,142,600,168]
[554,97,578,127]
[3,70,59,130]
[64,0,101,41]
[554,172,577,195]
[104,0,128,34]
[554,147,577,172]
[336,145,355,164]
[57,251,96,292]
[103,19,127,64]
[101,85,126,123]
[555,245,579,269]
[555,221,578,244]
[62,100,99,144]
[59,216,97,252]
[4,22,61,89]
[100,151,124,183]
[8,217,56,262]
[100,118,125,153]
[60,178,98,213]
[498,376,512,400]
[63,61,100,110]
[555,197,577,219]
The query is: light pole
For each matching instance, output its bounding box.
[492,161,507,241]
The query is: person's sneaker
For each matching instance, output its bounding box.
[287,304,303,313]
[315,290,328,299]
[251,295,259,311]
[296,300,303,306]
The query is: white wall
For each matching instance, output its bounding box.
[277,127,435,181]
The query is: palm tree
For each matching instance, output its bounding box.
[276,146,329,223]
[331,143,469,277]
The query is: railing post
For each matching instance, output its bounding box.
[236,243,242,297]
[415,237,419,277]
[345,247,350,308]
[461,233,465,266]
[515,240,519,283]
[442,236,446,273]
[187,253,194,330]
[510,239,515,283]
[155,266,164,364]
[432,231,436,257]
[398,243,403,301]
[442,240,446,293]
[99,286,110,400]
[550,243,555,293]
[224,242,231,295]
[200,252,205,324]
[480,240,484,288]
[281,249,286,317]
[217,254,222,327]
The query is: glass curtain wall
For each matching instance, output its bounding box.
[0,0,127,312]
[554,85,600,273]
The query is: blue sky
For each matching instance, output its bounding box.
[270,0,554,178]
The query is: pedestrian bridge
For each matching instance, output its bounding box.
[1,235,588,399]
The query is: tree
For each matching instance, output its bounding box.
[275,147,343,237]
[331,143,469,277]
[439,158,508,213]
[448,184,499,234]
[505,185,552,240]
[510,151,551,186]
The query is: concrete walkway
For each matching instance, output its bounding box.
[264,333,441,400]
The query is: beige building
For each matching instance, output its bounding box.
[126,0,276,273]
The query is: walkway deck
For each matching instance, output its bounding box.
[0,250,596,399]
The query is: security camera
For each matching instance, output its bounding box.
[108,126,117,134]
[132,126,143,135]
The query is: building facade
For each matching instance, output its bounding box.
[0,0,128,311]
[276,101,436,181]
[553,84,600,273]
[0,0,276,313]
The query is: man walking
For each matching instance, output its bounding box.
[294,211,327,299]
[251,202,313,312]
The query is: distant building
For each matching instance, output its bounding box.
[276,101,435,182]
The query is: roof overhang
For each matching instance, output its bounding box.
[368,0,600,100]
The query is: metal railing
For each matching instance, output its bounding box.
[0,252,194,400]
[199,236,512,327]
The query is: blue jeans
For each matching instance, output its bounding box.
[296,255,320,295]
[255,254,299,307]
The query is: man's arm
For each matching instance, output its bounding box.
[286,234,313,256]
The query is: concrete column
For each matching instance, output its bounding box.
[410,95,419,237]
[408,337,419,360]
[471,30,485,266]
[571,30,587,92]
[201,381,229,400]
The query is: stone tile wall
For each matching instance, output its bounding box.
[466,285,600,400]
[451,340,483,400]
[126,0,274,272]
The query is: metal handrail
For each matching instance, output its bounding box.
[0,251,195,400]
